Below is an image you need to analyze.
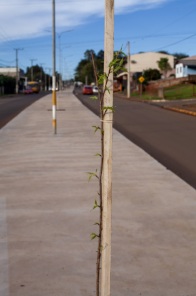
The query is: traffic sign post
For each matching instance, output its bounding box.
[139,76,145,84]
[138,76,145,96]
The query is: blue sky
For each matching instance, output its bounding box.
[0,0,196,79]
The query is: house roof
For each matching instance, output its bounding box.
[180,55,196,66]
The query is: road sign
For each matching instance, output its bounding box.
[139,76,145,83]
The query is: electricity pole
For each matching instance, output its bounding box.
[127,41,131,98]
[58,34,62,91]
[101,0,114,295]
[30,58,37,81]
[14,48,23,94]
[44,69,47,91]
[52,0,57,134]
[40,63,45,91]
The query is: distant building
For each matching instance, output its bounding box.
[0,67,24,78]
[130,52,175,73]
[127,52,175,76]
[117,52,176,90]
[176,56,196,78]
[0,67,27,93]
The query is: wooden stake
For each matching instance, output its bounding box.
[101,0,114,295]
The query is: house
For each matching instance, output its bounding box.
[0,67,24,78]
[117,52,175,90]
[176,56,196,78]
[127,52,175,76]
[0,67,26,93]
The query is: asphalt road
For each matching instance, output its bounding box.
[74,89,196,189]
[0,92,48,128]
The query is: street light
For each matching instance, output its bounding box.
[57,30,72,90]
[45,28,72,91]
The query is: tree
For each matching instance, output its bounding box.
[75,58,93,83]
[157,57,172,78]
[0,75,15,94]
[172,52,189,66]
[97,50,104,60]
[75,50,104,84]
[74,49,126,85]
[84,49,96,61]
[172,52,189,60]
[143,68,161,82]
[158,50,169,55]
[25,64,43,81]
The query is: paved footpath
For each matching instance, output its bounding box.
[0,89,196,296]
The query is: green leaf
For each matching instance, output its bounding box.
[94,222,100,226]
[90,232,99,240]
[93,199,100,209]
[87,171,99,181]
[90,96,98,100]
[109,59,119,68]
[102,106,115,112]
[98,73,107,85]
[92,125,101,133]
[95,153,101,157]
[113,62,124,73]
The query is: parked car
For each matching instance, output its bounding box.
[92,86,98,94]
[82,85,93,95]
[23,86,33,94]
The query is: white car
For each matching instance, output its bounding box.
[92,86,98,94]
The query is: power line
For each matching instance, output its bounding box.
[0,0,97,6]
[0,24,16,49]
[0,31,195,52]
[154,33,196,52]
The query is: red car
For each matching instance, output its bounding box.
[23,86,33,94]
[82,85,93,95]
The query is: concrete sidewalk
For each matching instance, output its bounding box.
[0,89,196,296]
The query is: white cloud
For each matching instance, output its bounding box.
[0,0,167,43]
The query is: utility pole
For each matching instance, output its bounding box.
[30,58,37,81]
[44,70,47,91]
[52,0,57,134]
[101,0,114,295]
[59,35,62,91]
[127,41,131,98]
[14,48,23,94]
[40,63,45,91]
